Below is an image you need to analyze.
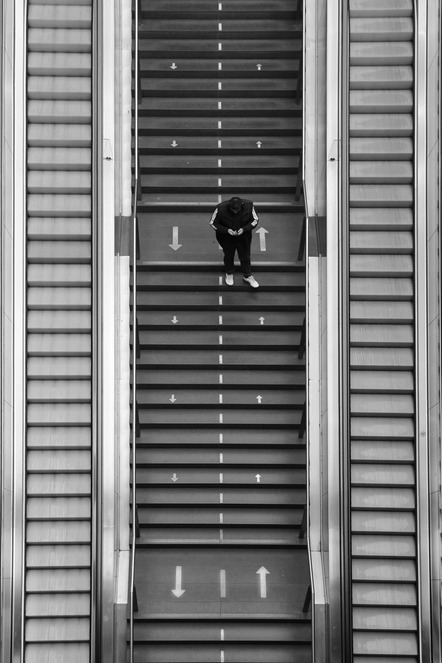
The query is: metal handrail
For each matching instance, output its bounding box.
[129,0,140,660]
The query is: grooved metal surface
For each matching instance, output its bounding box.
[131,0,310,660]
[24,2,93,661]
[347,1,418,659]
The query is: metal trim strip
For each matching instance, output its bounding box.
[129,1,140,661]
[94,0,117,659]
[0,1,16,659]
[91,0,99,657]
[340,3,352,659]
[326,0,345,659]
[414,0,433,658]
[11,1,27,660]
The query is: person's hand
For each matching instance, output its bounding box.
[236,228,244,236]
[228,229,236,236]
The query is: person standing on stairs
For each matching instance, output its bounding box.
[210,196,260,288]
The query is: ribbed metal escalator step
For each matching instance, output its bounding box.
[24,2,93,662]
[347,0,418,660]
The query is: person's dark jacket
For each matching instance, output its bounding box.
[210,199,259,237]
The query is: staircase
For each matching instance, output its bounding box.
[131,0,310,660]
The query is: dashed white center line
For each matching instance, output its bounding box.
[218,120,222,130]
[218,42,222,51]
[218,159,222,168]
[220,570,226,597]
[220,529,224,541]
[218,62,223,71]
[219,314,223,325]
[219,295,223,306]
[218,82,223,91]
[219,354,223,364]
[220,492,224,503]
[221,651,225,663]
[219,472,224,483]
[219,433,224,443]
[220,628,225,641]
[220,452,224,463]
[219,413,223,424]
[219,334,223,345]
[219,374,223,384]
[219,394,223,404]
[218,139,222,149]
[218,22,223,31]
[219,276,223,286]
[220,513,224,524]
[218,177,222,187]
[219,2,223,10]
[218,101,222,110]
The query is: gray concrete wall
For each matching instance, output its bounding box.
[304,0,329,660]
[111,0,131,660]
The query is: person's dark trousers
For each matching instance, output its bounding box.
[219,234,252,277]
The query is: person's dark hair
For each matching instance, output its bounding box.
[229,197,242,212]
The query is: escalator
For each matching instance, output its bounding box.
[24,1,94,661]
[347,1,419,658]
[130,1,311,660]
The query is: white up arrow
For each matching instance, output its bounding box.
[256,395,263,404]
[255,474,261,483]
[169,227,182,251]
[256,567,270,598]
[171,473,179,482]
[257,64,262,70]
[259,317,265,325]
[172,565,185,597]
[256,141,262,148]
[256,227,269,252]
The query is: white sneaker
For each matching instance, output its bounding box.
[243,275,259,288]
[225,273,234,286]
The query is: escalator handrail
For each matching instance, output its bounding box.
[129,0,140,661]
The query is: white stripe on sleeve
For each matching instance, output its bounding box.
[210,208,218,229]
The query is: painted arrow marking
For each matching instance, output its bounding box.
[256,141,262,148]
[257,567,270,598]
[259,317,265,325]
[172,566,185,597]
[171,316,178,324]
[170,62,178,69]
[256,395,263,404]
[255,474,261,483]
[256,227,269,252]
[257,63,262,70]
[171,140,178,147]
[170,395,177,403]
[169,226,182,251]
[171,473,179,482]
